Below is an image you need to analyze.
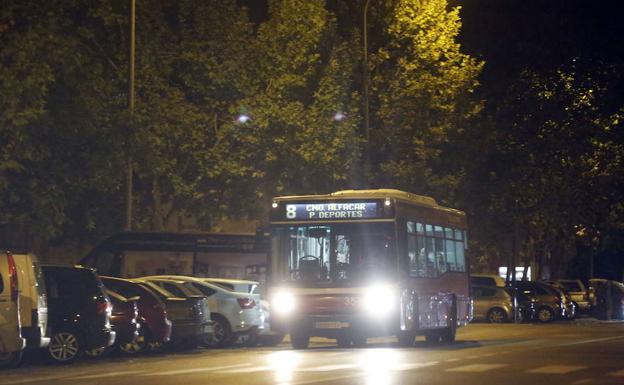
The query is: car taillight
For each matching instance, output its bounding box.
[7,252,18,302]
[96,300,112,316]
[237,298,256,309]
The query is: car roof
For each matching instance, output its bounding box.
[203,278,259,285]
[141,275,226,291]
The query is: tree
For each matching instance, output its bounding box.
[462,61,624,278]
[222,0,361,214]
[369,0,483,198]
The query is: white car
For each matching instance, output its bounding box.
[143,276,264,347]
[0,251,26,368]
[12,252,49,349]
[201,278,284,347]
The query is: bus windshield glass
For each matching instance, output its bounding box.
[271,223,396,285]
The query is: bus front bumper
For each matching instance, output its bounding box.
[272,313,398,339]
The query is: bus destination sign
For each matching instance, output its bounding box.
[284,202,379,220]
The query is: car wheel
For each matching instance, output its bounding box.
[85,347,107,358]
[290,332,310,349]
[537,307,555,323]
[119,332,148,355]
[48,331,84,364]
[0,351,23,368]
[205,314,232,348]
[487,308,508,323]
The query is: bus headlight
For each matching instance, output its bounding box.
[363,284,395,317]
[272,291,296,316]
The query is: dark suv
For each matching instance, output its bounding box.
[42,266,116,363]
[511,281,565,323]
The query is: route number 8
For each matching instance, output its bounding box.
[286,205,297,219]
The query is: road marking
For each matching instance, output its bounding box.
[609,369,624,377]
[301,364,360,372]
[527,365,587,374]
[558,336,624,347]
[68,370,147,380]
[446,364,509,373]
[0,375,73,385]
[394,361,439,370]
[571,379,595,385]
[445,358,461,362]
[143,363,251,376]
[214,365,272,374]
[290,373,367,385]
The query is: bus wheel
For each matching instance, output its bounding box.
[336,336,351,348]
[351,335,367,348]
[424,331,440,344]
[397,331,415,347]
[290,333,309,349]
[440,312,457,343]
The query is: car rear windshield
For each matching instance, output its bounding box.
[44,268,103,298]
[560,281,582,292]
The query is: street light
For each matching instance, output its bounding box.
[362,0,372,186]
[125,0,136,231]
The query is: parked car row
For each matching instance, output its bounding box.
[470,274,596,323]
[1,250,280,368]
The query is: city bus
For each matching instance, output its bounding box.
[267,189,471,349]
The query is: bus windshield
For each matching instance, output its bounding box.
[271,222,396,285]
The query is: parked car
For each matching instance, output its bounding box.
[144,276,264,347]
[11,251,49,350]
[202,278,259,294]
[547,283,576,320]
[471,274,506,288]
[589,279,624,320]
[201,278,282,346]
[100,276,172,354]
[552,279,592,313]
[471,285,513,323]
[42,266,116,363]
[0,251,26,368]
[85,290,140,357]
[131,278,212,350]
[511,281,565,323]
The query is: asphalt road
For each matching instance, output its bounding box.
[3,321,624,385]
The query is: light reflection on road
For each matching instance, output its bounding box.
[268,350,302,384]
[266,348,406,385]
[360,348,398,385]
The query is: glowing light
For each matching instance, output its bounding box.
[362,284,395,317]
[236,114,251,123]
[359,349,398,385]
[384,199,391,206]
[268,350,301,383]
[333,112,346,121]
[272,202,279,208]
[272,291,296,315]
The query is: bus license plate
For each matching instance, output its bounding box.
[315,321,349,329]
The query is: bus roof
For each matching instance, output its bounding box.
[272,189,464,216]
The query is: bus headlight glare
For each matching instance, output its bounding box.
[272,291,296,315]
[363,284,395,316]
